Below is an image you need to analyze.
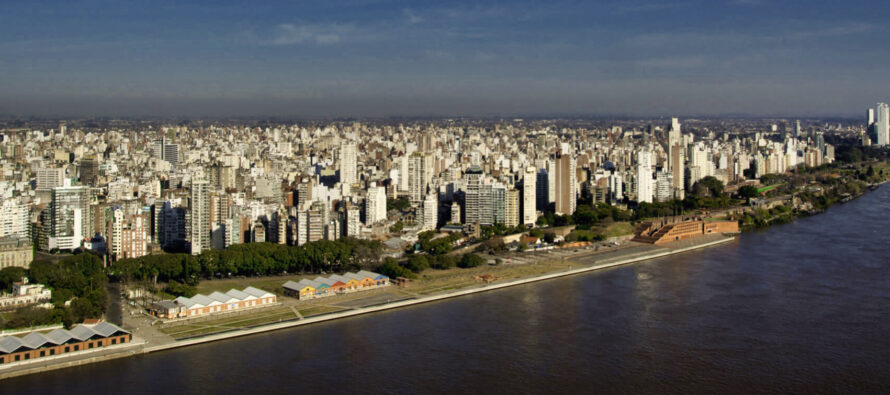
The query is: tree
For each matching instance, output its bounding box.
[738,185,759,199]
[458,253,484,268]
[377,258,416,279]
[404,254,430,273]
[478,237,506,254]
[692,176,724,198]
[0,267,26,293]
[431,255,458,269]
[542,232,556,244]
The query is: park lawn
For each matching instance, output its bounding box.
[298,305,348,317]
[408,258,581,295]
[158,306,298,340]
[587,221,634,239]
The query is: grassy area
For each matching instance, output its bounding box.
[408,258,580,295]
[158,306,298,340]
[298,305,348,317]
[586,221,634,238]
[195,274,320,296]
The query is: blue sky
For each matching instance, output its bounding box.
[1,0,887,117]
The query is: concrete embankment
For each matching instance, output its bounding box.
[0,235,735,379]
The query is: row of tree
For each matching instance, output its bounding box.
[111,238,383,286]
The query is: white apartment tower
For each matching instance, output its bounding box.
[636,150,654,203]
[189,180,210,255]
[340,142,357,185]
[521,166,537,226]
[876,103,889,147]
[365,184,387,226]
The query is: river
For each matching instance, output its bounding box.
[6,186,890,393]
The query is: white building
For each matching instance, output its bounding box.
[521,166,537,226]
[636,150,654,203]
[877,103,889,147]
[340,142,357,185]
[365,184,387,225]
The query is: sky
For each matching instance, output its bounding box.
[0,0,888,118]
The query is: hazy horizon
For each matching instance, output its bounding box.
[2,0,888,118]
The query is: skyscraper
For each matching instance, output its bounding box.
[554,154,576,215]
[189,180,210,255]
[463,166,484,225]
[876,103,889,147]
[365,184,387,226]
[521,167,537,226]
[421,193,437,231]
[49,186,90,251]
[505,189,520,227]
[340,142,357,185]
[408,152,428,203]
[636,150,654,203]
[79,154,99,186]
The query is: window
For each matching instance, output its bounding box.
[40,350,45,357]
[14,355,20,361]
[88,343,94,349]
[111,338,117,345]
[50,349,55,355]
[73,345,78,351]
[24,354,30,360]
[65,346,70,352]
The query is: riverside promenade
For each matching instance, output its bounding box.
[0,234,735,380]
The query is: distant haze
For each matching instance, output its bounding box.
[1,0,888,118]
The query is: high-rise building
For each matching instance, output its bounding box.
[152,137,180,165]
[408,152,428,203]
[421,193,437,231]
[536,168,549,211]
[463,166,484,225]
[340,142,357,185]
[365,184,387,225]
[655,171,673,203]
[876,103,889,147]
[49,186,90,251]
[0,200,29,239]
[505,189,520,227]
[636,150,654,203]
[521,167,537,226]
[37,168,65,191]
[554,154,576,215]
[346,206,361,237]
[450,201,461,224]
[79,155,99,186]
[189,180,210,255]
[670,147,685,199]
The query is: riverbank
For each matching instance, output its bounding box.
[0,234,735,380]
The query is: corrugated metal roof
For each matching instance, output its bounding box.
[0,322,130,355]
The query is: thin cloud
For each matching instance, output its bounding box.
[789,22,877,39]
[266,23,353,45]
[404,9,424,25]
[617,2,692,13]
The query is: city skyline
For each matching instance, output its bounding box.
[2,0,888,118]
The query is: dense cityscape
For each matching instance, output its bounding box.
[2,0,890,391]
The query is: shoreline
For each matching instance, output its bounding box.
[0,235,735,380]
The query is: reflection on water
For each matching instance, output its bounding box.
[5,186,890,393]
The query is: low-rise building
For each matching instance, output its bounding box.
[0,278,52,310]
[149,286,277,320]
[283,270,389,300]
[0,236,33,269]
[0,322,131,364]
